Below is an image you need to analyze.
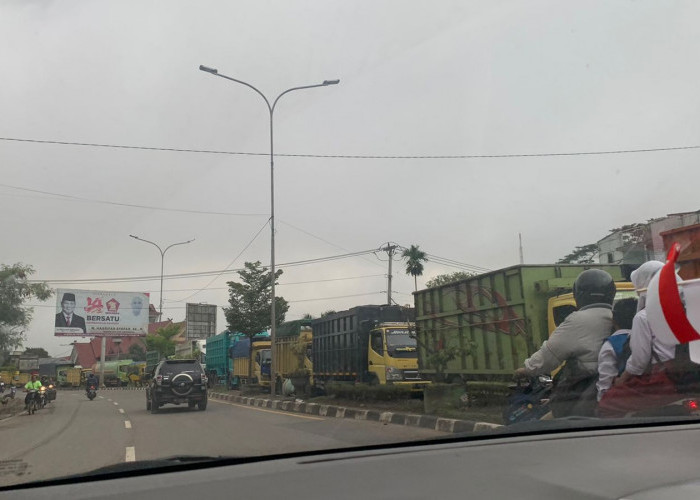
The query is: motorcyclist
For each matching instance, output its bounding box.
[85,373,98,394]
[515,269,615,417]
[24,374,43,408]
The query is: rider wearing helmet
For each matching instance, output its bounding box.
[85,373,99,394]
[24,373,43,407]
[516,269,616,417]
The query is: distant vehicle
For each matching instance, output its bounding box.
[229,335,271,389]
[273,319,313,394]
[91,360,135,387]
[146,359,208,413]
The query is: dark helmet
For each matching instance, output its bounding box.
[573,269,616,308]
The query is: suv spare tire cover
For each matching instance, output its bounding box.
[171,373,194,396]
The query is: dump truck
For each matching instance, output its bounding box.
[229,334,271,389]
[311,305,429,391]
[57,366,83,387]
[273,319,313,394]
[206,331,245,387]
[92,360,135,387]
[413,263,634,382]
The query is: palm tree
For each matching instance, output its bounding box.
[402,244,428,291]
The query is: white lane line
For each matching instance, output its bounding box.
[124,421,132,429]
[210,399,324,421]
[113,402,119,406]
[98,396,104,399]
[125,446,136,462]
[119,408,125,414]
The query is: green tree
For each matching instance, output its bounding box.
[24,347,49,359]
[128,343,147,361]
[557,243,598,264]
[425,271,476,288]
[144,324,180,359]
[0,263,52,356]
[402,244,428,291]
[224,261,289,380]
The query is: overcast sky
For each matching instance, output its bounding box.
[2,1,699,357]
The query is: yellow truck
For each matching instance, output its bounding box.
[310,306,430,391]
[273,320,313,394]
[230,335,271,389]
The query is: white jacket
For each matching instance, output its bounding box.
[524,304,613,376]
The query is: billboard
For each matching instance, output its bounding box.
[185,303,217,340]
[54,289,150,337]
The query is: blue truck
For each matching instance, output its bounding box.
[205,331,243,387]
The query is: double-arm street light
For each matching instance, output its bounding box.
[129,235,195,321]
[199,65,339,396]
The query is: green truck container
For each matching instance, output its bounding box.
[413,264,631,382]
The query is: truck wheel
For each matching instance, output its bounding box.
[368,375,380,386]
[197,398,207,411]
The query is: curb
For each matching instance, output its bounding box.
[209,392,502,434]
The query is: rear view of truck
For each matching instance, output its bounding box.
[413,264,630,382]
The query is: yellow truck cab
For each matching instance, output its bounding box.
[231,336,271,389]
[367,322,430,390]
[547,281,637,334]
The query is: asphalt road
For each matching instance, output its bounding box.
[0,388,446,487]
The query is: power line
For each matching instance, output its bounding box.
[0,183,267,217]
[30,249,378,284]
[3,136,700,159]
[152,274,386,293]
[425,253,491,273]
[174,220,270,303]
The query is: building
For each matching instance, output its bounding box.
[70,337,146,368]
[597,210,700,265]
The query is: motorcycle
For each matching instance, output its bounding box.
[46,383,57,403]
[25,389,40,415]
[1,385,16,405]
[0,381,5,394]
[503,375,553,425]
[87,384,97,401]
[38,386,47,408]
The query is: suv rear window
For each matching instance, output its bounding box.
[159,362,202,375]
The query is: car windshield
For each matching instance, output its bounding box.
[1,0,699,489]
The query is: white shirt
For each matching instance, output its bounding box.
[596,329,630,401]
[625,309,676,376]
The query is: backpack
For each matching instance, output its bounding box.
[605,333,631,376]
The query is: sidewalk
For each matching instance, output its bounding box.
[209,391,502,434]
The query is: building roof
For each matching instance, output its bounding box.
[71,337,146,368]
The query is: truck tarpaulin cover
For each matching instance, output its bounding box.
[54,288,150,337]
[230,339,251,359]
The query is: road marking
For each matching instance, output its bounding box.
[124,421,132,429]
[211,399,324,421]
[119,408,125,414]
[113,402,118,406]
[98,396,104,399]
[125,447,135,462]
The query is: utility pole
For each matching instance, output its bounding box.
[379,243,399,305]
[519,233,524,265]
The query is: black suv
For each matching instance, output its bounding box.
[146,359,208,413]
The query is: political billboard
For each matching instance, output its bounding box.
[185,303,217,340]
[54,289,150,337]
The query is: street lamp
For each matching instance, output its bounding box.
[129,235,195,321]
[198,65,339,397]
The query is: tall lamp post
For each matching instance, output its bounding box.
[129,235,195,321]
[198,65,339,397]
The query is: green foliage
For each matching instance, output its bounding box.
[320,310,336,318]
[557,243,598,264]
[224,261,289,338]
[423,344,476,382]
[144,324,180,358]
[128,344,146,361]
[402,244,428,291]
[23,347,49,358]
[301,313,314,320]
[0,263,52,354]
[425,271,476,288]
[325,383,413,401]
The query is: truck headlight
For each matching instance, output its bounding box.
[385,367,404,381]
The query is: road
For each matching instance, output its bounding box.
[0,389,446,487]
